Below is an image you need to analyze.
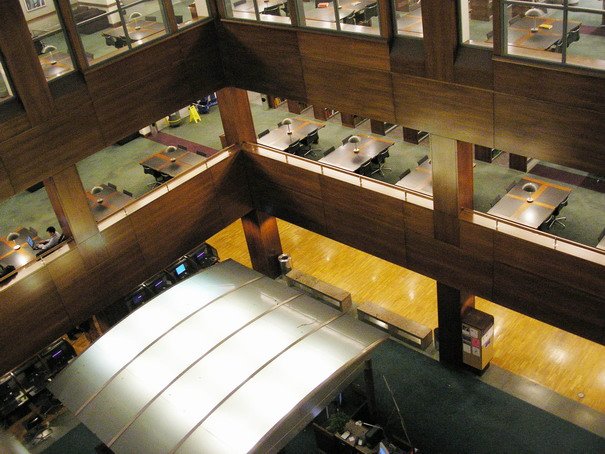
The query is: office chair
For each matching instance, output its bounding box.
[354,10,366,25]
[371,149,391,176]
[143,166,169,188]
[115,37,126,49]
[145,15,157,22]
[175,15,184,24]
[357,160,374,177]
[258,129,270,138]
[323,146,335,156]
[177,144,187,151]
[342,135,352,145]
[547,38,563,53]
[365,2,378,19]
[107,182,117,190]
[123,189,133,197]
[490,194,502,207]
[262,5,281,16]
[417,155,429,166]
[286,140,303,156]
[196,150,208,157]
[342,12,356,24]
[399,168,411,180]
[546,195,569,229]
[301,129,321,157]
[105,35,116,47]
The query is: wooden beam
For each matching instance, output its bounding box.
[378,0,393,40]
[420,0,458,81]
[0,0,54,122]
[437,283,475,366]
[241,210,283,279]
[44,165,99,244]
[55,0,89,71]
[217,87,256,146]
[160,0,179,32]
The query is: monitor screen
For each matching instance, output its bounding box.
[175,263,187,276]
[131,292,146,306]
[378,442,390,454]
[26,236,35,248]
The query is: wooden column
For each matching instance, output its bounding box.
[431,135,476,367]
[44,165,99,244]
[55,0,89,70]
[241,210,283,279]
[421,0,458,81]
[160,0,179,32]
[509,153,528,172]
[0,0,53,122]
[217,87,256,146]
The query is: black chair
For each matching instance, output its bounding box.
[114,37,126,49]
[342,134,352,145]
[281,2,289,15]
[546,195,569,229]
[107,182,117,190]
[286,140,302,155]
[301,129,321,157]
[547,38,563,53]
[145,15,157,21]
[365,2,378,19]
[342,12,356,24]
[196,150,208,157]
[123,189,133,197]
[490,194,502,207]
[177,144,187,151]
[143,166,169,188]
[357,160,374,177]
[104,35,116,47]
[175,15,184,24]
[371,149,391,176]
[258,129,270,138]
[354,10,366,25]
[262,4,281,16]
[323,146,335,157]
[399,168,411,180]
[417,155,429,166]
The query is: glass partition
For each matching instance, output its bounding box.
[393,0,422,37]
[170,0,210,27]
[0,56,13,104]
[71,0,168,65]
[502,1,605,70]
[296,0,381,35]
[223,0,292,24]
[460,0,493,47]
[21,0,75,81]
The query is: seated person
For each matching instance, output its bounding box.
[35,226,61,252]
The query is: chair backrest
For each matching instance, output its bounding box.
[417,155,429,165]
[58,233,68,244]
[305,129,319,144]
[145,15,157,22]
[262,4,281,15]
[175,15,183,24]
[323,146,335,156]
[399,168,411,180]
[258,129,270,138]
[286,140,301,154]
[123,189,133,197]
[365,2,378,18]
[177,144,187,151]
[379,149,390,159]
[107,182,117,190]
[342,134,352,145]
[358,160,372,176]
[342,12,356,24]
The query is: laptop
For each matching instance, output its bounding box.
[26,236,36,250]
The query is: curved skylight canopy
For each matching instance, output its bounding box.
[49,260,387,453]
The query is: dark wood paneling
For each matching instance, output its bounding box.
[454,46,493,90]
[217,88,256,145]
[421,0,457,81]
[403,202,434,236]
[242,209,283,278]
[94,64,192,145]
[494,93,605,175]
[99,217,139,260]
[494,233,605,300]
[0,103,30,144]
[250,178,326,234]
[0,268,70,373]
[0,104,104,192]
[219,22,306,100]
[297,32,390,72]
[393,74,494,147]
[302,59,395,123]
[390,37,426,77]
[494,58,605,113]
[49,74,94,115]
[210,152,253,223]
[493,262,604,344]
[0,160,15,201]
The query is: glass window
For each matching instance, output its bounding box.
[393,0,422,37]
[170,0,210,28]
[72,0,168,65]
[0,184,61,273]
[460,0,493,47]
[0,55,13,104]
[223,0,292,24]
[502,1,605,70]
[297,0,381,35]
[21,0,75,81]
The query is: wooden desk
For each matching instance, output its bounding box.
[233,0,285,13]
[140,147,206,178]
[257,118,325,151]
[488,17,581,51]
[103,21,165,43]
[38,52,73,80]
[319,134,394,172]
[0,227,41,270]
[396,159,432,195]
[488,177,572,229]
[86,184,134,222]
[304,0,375,23]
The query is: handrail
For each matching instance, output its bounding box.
[242,142,434,210]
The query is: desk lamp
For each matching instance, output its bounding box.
[522,182,538,203]
[525,8,545,33]
[129,11,143,30]
[41,45,57,65]
[348,135,361,153]
[166,145,177,153]
[91,186,105,204]
[7,232,20,250]
[282,118,293,134]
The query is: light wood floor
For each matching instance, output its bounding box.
[208,219,605,414]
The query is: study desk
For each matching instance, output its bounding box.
[38,52,74,80]
[257,118,325,151]
[318,134,394,172]
[488,177,572,229]
[304,0,375,23]
[233,0,285,13]
[140,147,206,178]
[86,184,134,222]
[103,21,165,43]
[395,159,432,195]
[488,17,581,51]
[0,227,41,270]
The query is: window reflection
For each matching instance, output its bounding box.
[72,0,168,65]
[502,1,605,70]
[22,0,75,81]
[0,56,13,104]
[297,0,381,35]
[394,0,422,37]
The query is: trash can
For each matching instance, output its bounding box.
[260,94,270,110]
[278,253,292,275]
[168,112,182,128]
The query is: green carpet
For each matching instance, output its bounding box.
[41,423,100,454]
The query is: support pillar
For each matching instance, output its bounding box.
[437,284,475,366]
[241,210,283,279]
[217,87,256,146]
[363,359,377,420]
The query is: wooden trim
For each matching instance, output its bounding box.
[0,0,54,122]
[241,209,283,278]
[55,0,89,71]
[160,0,179,32]
[492,0,502,56]
[378,0,393,41]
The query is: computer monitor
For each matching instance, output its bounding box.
[143,272,172,295]
[125,285,152,312]
[26,236,35,249]
[186,243,218,269]
[166,258,193,282]
[378,442,390,454]
[40,339,76,376]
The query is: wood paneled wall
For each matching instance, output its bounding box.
[242,149,604,345]
[0,152,251,374]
